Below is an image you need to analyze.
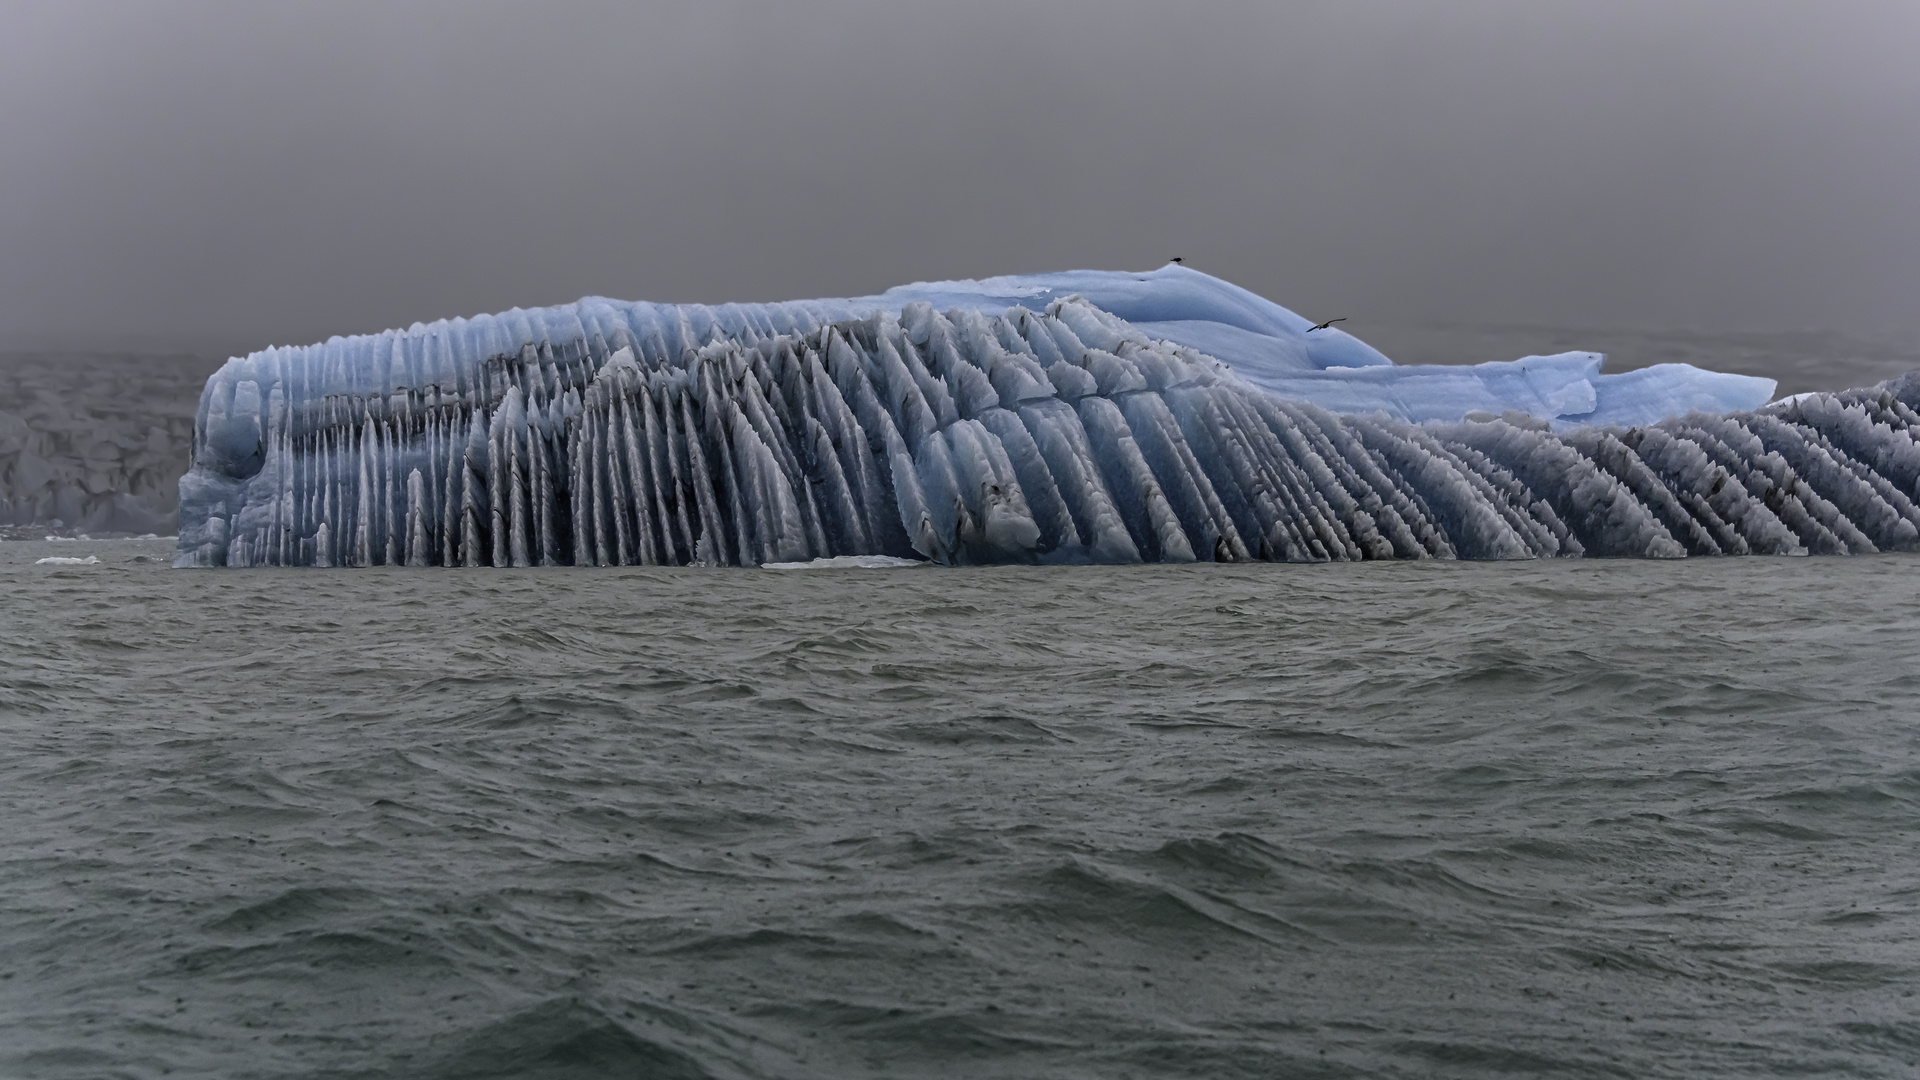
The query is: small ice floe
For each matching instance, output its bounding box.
[36,555,100,566]
[761,555,924,570]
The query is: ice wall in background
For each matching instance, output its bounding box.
[2,353,214,534]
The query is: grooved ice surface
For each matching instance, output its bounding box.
[177,267,1881,569]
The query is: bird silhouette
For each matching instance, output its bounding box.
[1306,317,1347,332]
[1169,257,1183,264]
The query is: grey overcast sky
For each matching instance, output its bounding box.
[0,0,1915,353]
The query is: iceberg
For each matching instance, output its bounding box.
[176,266,1916,568]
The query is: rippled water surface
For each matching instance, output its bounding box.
[3,540,1917,1078]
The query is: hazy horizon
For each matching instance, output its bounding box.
[2,1,1916,355]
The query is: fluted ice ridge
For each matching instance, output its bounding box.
[179,269,1913,568]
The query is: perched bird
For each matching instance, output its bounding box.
[1169,257,1184,264]
[1306,317,1347,332]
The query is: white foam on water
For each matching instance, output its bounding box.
[761,555,925,571]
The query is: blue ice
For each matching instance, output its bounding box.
[868,267,1773,425]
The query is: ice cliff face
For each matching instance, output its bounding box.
[2,353,211,535]
[178,267,1913,568]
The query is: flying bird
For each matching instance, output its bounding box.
[1169,257,1183,264]
[1306,317,1347,332]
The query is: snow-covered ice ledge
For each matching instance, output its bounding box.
[177,267,1920,568]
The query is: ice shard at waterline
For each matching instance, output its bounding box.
[176,266,1920,568]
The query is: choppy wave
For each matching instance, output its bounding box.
[3,538,1918,1078]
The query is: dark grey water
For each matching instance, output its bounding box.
[3,538,1917,1078]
